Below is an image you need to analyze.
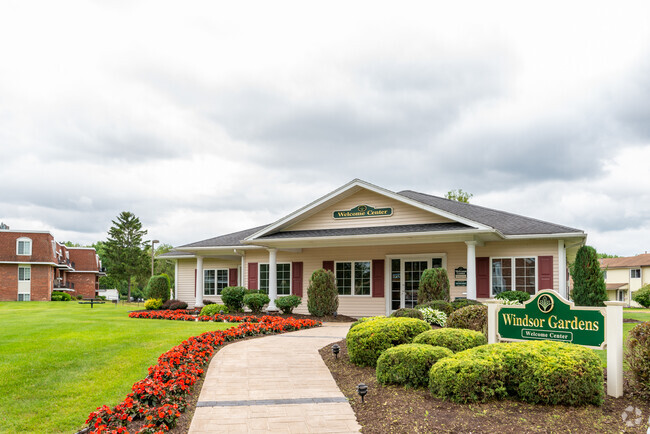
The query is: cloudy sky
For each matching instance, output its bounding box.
[1,1,649,256]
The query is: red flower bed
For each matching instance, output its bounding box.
[86,316,320,433]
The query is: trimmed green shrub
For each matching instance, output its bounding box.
[495,290,530,304]
[570,245,607,306]
[202,300,215,305]
[144,298,163,310]
[221,286,247,312]
[377,344,452,388]
[632,284,650,308]
[418,268,450,303]
[450,298,483,311]
[349,316,385,331]
[199,303,229,316]
[243,293,270,314]
[146,275,170,302]
[414,328,486,353]
[51,291,71,301]
[447,304,488,333]
[625,321,650,398]
[391,308,424,320]
[76,295,83,300]
[275,295,302,314]
[307,268,339,317]
[417,308,447,327]
[346,317,431,367]
[169,300,188,310]
[416,300,454,316]
[429,340,604,405]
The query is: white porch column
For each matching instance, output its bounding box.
[558,240,567,298]
[195,256,204,308]
[267,248,278,311]
[174,260,178,300]
[605,301,626,397]
[465,241,477,300]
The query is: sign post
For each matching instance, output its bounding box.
[489,290,624,397]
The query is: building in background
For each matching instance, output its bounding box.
[600,254,650,306]
[0,229,104,301]
[160,179,586,317]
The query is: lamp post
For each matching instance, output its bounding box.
[151,239,159,277]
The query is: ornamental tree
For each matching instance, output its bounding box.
[307,268,339,317]
[570,245,608,307]
[418,268,450,303]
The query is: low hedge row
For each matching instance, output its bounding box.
[376,344,452,388]
[87,316,321,433]
[429,340,604,405]
[346,317,431,367]
[413,328,486,353]
[446,304,488,332]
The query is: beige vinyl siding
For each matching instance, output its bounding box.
[177,259,239,306]
[286,189,453,232]
[604,268,630,286]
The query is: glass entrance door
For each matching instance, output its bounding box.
[404,260,427,308]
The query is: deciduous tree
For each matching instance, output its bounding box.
[445,189,473,203]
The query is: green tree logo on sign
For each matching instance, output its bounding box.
[537,294,554,313]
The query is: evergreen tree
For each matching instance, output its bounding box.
[570,245,608,306]
[103,212,149,301]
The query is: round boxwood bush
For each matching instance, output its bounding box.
[243,292,270,314]
[377,344,452,388]
[349,316,385,332]
[429,340,604,405]
[51,291,71,301]
[346,317,431,367]
[391,308,424,320]
[221,286,247,312]
[169,300,188,310]
[275,295,302,314]
[495,290,531,304]
[625,321,650,398]
[450,298,483,311]
[413,328,486,353]
[416,300,454,316]
[447,304,488,333]
[199,303,229,316]
[146,275,170,302]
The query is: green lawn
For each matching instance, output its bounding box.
[0,302,235,433]
[593,308,650,367]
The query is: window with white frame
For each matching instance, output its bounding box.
[335,261,371,296]
[204,269,228,296]
[17,238,32,255]
[631,269,641,279]
[18,266,31,282]
[492,257,536,295]
[259,263,291,295]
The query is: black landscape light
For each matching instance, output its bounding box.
[333,311,338,318]
[332,344,340,359]
[357,383,368,403]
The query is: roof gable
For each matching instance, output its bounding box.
[600,254,650,268]
[246,179,490,240]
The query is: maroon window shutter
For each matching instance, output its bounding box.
[322,261,334,272]
[228,268,238,287]
[538,256,553,290]
[372,259,385,298]
[248,262,258,290]
[292,262,303,297]
[476,257,490,298]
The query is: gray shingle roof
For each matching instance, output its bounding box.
[397,190,583,236]
[256,222,473,240]
[178,225,268,248]
[158,250,195,258]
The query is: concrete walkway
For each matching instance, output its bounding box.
[189,323,361,433]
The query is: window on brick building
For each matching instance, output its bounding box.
[17,238,32,255]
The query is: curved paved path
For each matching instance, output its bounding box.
[189,323,361,433]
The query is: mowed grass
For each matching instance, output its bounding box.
[0,302,235,433]
[593,308,650,367]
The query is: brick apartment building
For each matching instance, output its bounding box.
[0,228,104,301]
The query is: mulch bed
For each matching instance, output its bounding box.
[320,340,650,433]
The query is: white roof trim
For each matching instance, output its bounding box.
[0,261,59,266]
[245,179,492,240]
[504,233,586,240]
[175,245,264,252]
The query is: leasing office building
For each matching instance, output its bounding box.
[162,180,586,317]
